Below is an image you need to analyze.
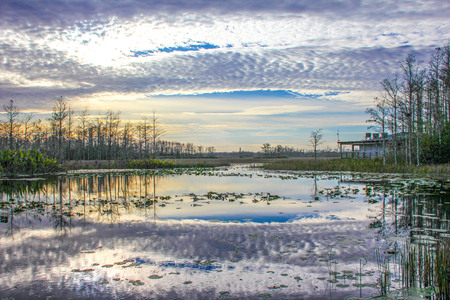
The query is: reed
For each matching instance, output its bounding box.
[435,240,450,299]
[399,239,449,299]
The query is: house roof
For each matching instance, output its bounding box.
[338,139,385,146]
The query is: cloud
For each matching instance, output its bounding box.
[211,104,322,116]
[0,0,448,149]
[2,0,449,29]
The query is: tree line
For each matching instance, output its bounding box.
[1,97,215,161]
[366,44,450,165]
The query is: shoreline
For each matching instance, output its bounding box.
[61,157,449,177]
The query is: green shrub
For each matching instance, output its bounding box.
[0,149,60,175]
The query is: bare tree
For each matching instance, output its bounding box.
[137,117,151,158]
[381,76,401,164]
[400,54,425,165]
[77,107,90,160]
[104,110,120,160]
[93,115,104,160]
[310,129,323,162]
[121,122,134,160]
[366,97,388,165]
[441,44,450,123]
[50,96,68,160]
[150,112,165,158]
[3,100,20,150]
[66,105,75,160]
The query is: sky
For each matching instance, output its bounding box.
[0,0,449,151]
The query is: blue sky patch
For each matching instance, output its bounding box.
[151,89,306,99]
[131,42,220,57]
[149,89,350,99]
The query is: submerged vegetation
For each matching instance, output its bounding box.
[0,149,60,175]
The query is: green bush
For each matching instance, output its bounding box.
[0,149,60,175]
[421,123,450,164]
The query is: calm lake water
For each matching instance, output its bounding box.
[0,165,448,299]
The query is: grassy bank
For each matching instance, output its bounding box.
[63,158,222,170]
[63,157,309,170]
[63,157,449,176]
[262,158,450,175]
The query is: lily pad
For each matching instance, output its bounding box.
[257,293,272,298]
[130,280,145,286]
[219,291,231,298]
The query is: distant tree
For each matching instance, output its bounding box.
[310,129,323,162]
[275,145,284,153]
[207,146,216,155]
[261,143,271,154]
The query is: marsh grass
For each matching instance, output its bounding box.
[262,158,450,175]
[374,241,448,299]
[64,157,238,170]
[435,240,450,299]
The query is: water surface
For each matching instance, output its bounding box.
[0,165,448,299]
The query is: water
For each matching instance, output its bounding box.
[0,165,448,299]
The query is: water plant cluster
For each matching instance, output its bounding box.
[0,149,59,175]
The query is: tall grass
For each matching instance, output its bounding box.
[375,240,449,299]
[399,240,449,299]
[263,158,450,175]
[435,240,450,299]
[128,158,176,169]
